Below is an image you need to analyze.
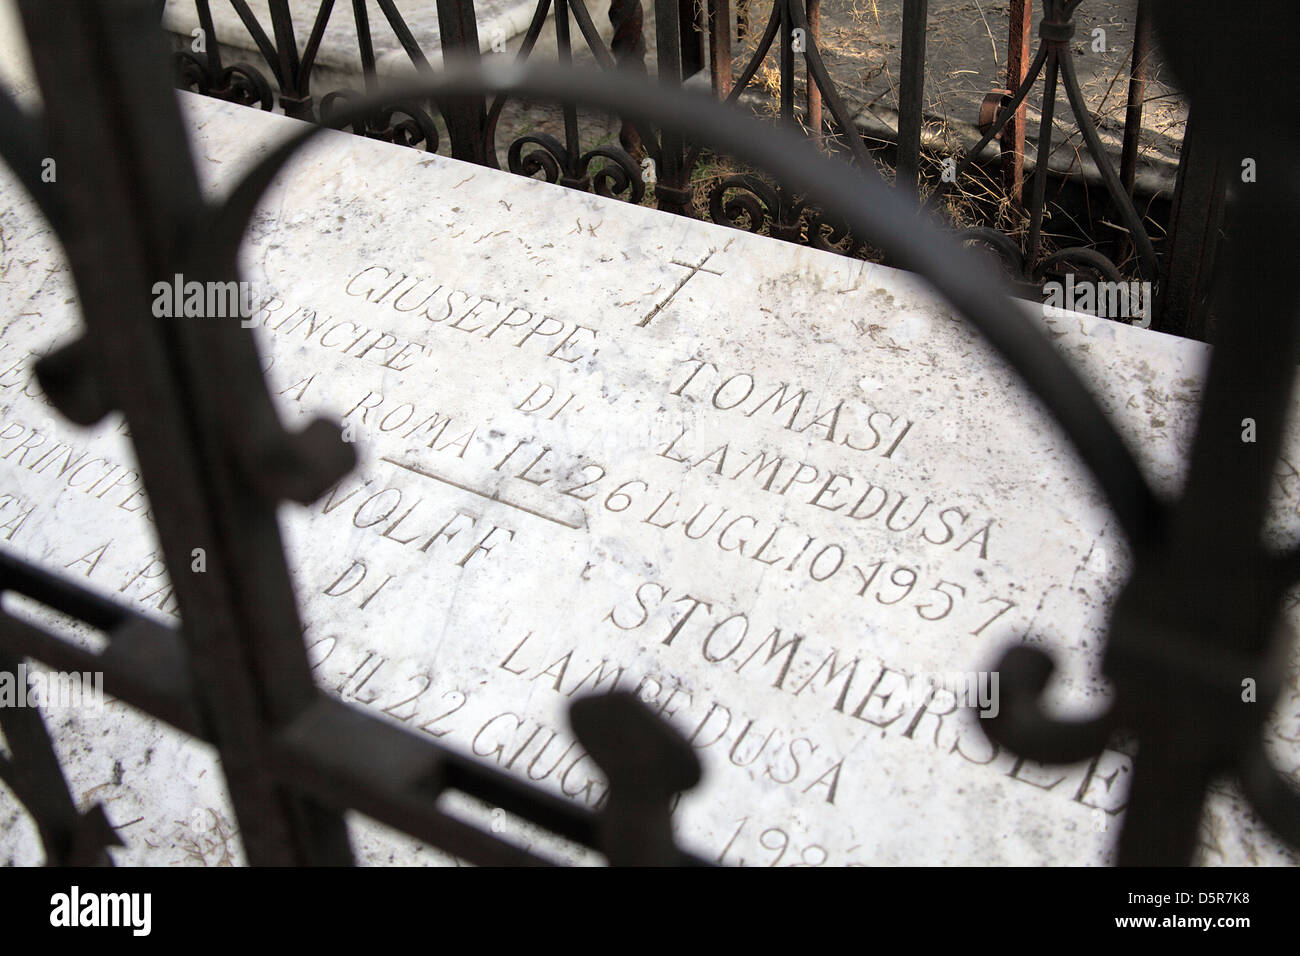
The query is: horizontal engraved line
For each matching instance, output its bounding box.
[379,456,585,531]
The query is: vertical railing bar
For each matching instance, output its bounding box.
[196,0,223,74]
[1002,0,1032,204]
[351,0,379,94]
[709,0,733,98]
[653,0,690,214]
[16,0,355,866]
[432,0,489,163]
[805,0,821,148]
[778,0,793,123]
[554,0,584,182]
[719,0,782,107]
[1156,105,1224,340]
[266,0,303,96]
[1115,0,1150,270]
[896,0,928,195]
[1118,0,1150,196]
[609,0,649,151]
[680,0,704,78]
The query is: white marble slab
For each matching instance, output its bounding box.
[0,91,1296,866]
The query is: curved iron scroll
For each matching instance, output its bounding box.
[1,0,1297,865]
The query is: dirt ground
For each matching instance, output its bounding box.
[494,1,1186,160]
[799,0,1185,167]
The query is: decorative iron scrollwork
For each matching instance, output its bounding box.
[508,131,569,184]
[708,173,779,235]
[708,174,862,254]
[173,52,274,111]
[579,145,646,203]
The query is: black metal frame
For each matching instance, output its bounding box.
[0,0,1296,866]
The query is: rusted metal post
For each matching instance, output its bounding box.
[196,0,224,75]
[805,0,821,147]
[611,0,648,151]
[708,0,733,97]
[1002,0,1032,204]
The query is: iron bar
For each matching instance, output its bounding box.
[805,0,820,147]
[1118,0,1150,197]
[352,0,379,95]
[709,0,734,100]
[680,0,705,78]
[268,0,303,99]
[1002,0,1031,204]
[1157,105,1225,340]
[653,0,691,214]
[611,0,649,150]
[779,0,793,122]
[15,0,355,866]
[434,0,489,162]
[896,0,928,195]
[1025,46,1058,268]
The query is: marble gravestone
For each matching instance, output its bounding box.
[0,92,1297,867]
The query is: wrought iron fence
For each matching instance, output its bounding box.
[0,0,1296,866]
[162,0,1217,337]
